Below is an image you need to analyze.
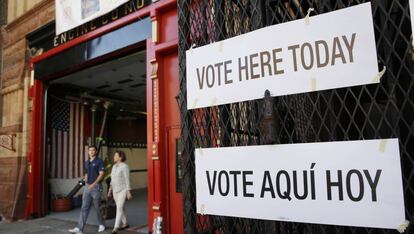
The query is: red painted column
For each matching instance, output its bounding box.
[26,79,44,218]
[146,2,180,232]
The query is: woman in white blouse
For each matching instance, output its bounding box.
[108,150,132,234]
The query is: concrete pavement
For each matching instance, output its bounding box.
[0,217,111,234]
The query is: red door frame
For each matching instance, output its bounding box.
[27,79,44,218]
[28,0,180,232]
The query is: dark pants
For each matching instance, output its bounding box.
[77,185,105,231]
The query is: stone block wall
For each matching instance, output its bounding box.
[0,0,54,220]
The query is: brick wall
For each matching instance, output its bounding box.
[2,0,54,88]
[7,0,44,24]
[0,0,54,220]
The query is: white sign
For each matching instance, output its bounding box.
[196,139,405,230]
[186,3,379,109]
[55,0,130,35]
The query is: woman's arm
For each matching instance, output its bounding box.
[123,164,131,191]
[123,164,132,199]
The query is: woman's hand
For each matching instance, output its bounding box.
[127,190,133,200]
[107,188,112,198]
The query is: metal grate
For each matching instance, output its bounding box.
[178,0,414,233]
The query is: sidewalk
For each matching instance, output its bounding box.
[0,189,149,234]
[0,217,125,234]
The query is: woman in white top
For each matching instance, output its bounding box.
[108,150,132,234]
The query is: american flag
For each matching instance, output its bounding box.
[48,97,88,179]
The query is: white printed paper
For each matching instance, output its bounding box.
[196,139,405,229]
[186,3,379,109]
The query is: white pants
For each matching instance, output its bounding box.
[113,189,128,229]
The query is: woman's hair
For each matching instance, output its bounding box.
[115,150,127,162]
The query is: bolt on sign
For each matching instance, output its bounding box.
[186,3,379,110]
[195,139,406,230]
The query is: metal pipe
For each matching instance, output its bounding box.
[96,101,111,155]
[81,93,141,106]
[91,104,97,146]
[260,89,276,144]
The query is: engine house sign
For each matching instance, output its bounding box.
[54,0,151,46]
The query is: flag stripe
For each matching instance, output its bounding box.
[56,130,60,178]
[76,103,79,178]
[63,132,72,178]
[70,104,77,177]
[69,103,74,178]
[74,103,79,178]
[48,141,53,178]
[59,131,63,178]
[54,129,57,178]
[79,105,84,177]
[49,98,87,179]
[62,131,65,178]
[52,129,57,178]
[76,103,80,178]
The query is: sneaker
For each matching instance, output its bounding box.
[68,227,83,234]
[98,225,106,232]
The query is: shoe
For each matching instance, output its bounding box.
[120,224,130,230]
[68,227,83,234]
[98,225,106,232]
[111,229,118,234]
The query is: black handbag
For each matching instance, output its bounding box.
[100,197,116,220]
